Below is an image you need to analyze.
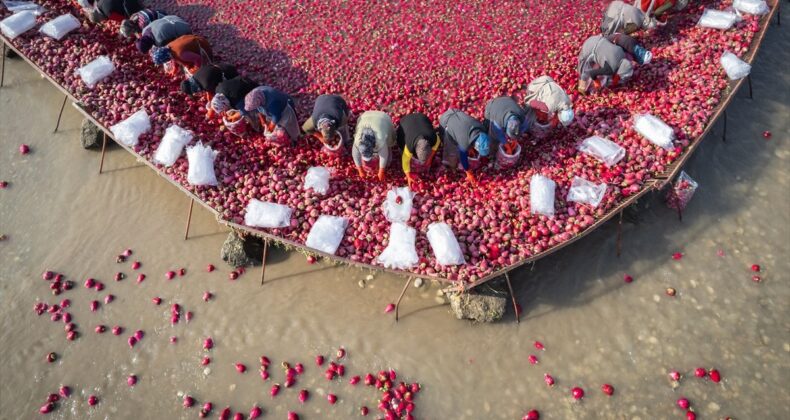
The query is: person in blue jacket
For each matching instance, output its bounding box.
[439,108,490,185]
[244,86,299,145]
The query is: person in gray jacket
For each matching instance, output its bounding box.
[484,97,529,154]
[601,1,652,35]
[577,33,652,94]
[302,94,352,150]
[119,9,167,39]
[134,15,193,54]
[352,111,396,181]
[439,108,490,185]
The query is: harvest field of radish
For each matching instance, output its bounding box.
[1,0,788,419]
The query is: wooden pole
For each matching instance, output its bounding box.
[395,277,411,322]
[1,42,6,88]
[260,240,269,285]
[616,210,623,257]
[504,272,519,324]
[54,95,68,133]
[747,75,753,100]
[184,198,194,240]
[721,110,727,142]
[98,132,107,174]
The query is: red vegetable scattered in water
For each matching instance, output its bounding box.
[677,397,690,410]
[709,369,721,383]
[327,393,337,404]
[384,303,395,313]
[19,144,30,155]
[623,274,633,283]
[235,363,247,373]
[751,264,761,272]
[601,383,614,396]
[694,368,706,378]
[543,374,555,387]
[528,355,539,365]
[523,409,540,420]
[571,387,584,400]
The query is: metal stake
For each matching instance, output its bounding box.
[394,277,412,322]
[747,75,753,100]
[616,210,623,257]
[54,95,68,132]
[1,42,6,88]
[184,199,194,240]
[722,110,727,142]
[260,240,269,285]
[504,272,519,324]
[98,132,107,174]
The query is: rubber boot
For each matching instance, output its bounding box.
[633,45,652,65]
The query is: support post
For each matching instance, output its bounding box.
[395,277,412,322]
[721,110,727,142]
[777,4,781,26]
[616,210,623,257]
[1,41,6,88]
[504,272,519,324]
[260,240,269,285]
[98,132,107,174]
[747,75,753,100]
[54,95,68,133]
[184,199,194,240]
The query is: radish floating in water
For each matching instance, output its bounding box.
[88,395,99,406]
[360,406,369,416]
[336,347,346,359]
[669,371,681,381]
[112,326,123,335]
[751,264,761,272]
[127,375,137,386]
[203,291,213,301]
[204,337,214,350]
[677,397,690,409]
[136,274,145,283]
[152,297,161,305]
[686,411,696,420]
[183,395,194,408]
[40,402,54,414]
[249,405,262,419]
[206,264,215,272]
[165,271,176,280]
[298,389,309,403]
[384,303,395,313]
[19,144,30,155]
[601,384,614,396]
[132,261,141,270]
[270,384,281,397]
[534,341,545,351]
[623,274,633,283]
[236,363,247,373]
[694,368,706,378]
[350,375,360,385]
[104,295,114,304]
[523,410,540,420]
[709,369,721,383]
[46,352,57,363]
[666,288,677,297]
[59,386,71,399]
[672,252,683,260]
[89,300,100,312]
[571,387,584,400]
[327,394,337,404]
[543,374,555,387]
[762,131,771,138]
[287,412,299,420]
[202,357,211,365]
[95,325,106,333]
[528,355,539,365]
[752,275,762,282]
[316,355,325,366]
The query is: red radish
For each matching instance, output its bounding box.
[677,398,690,409]
[200,402,213,418]
[298,389,309,403]
[170,336,178,343]
[219,407,231,420]
[751,264,761,272]
[123,249,133,257]
[543,374,555,387]
[128,336,137,347]
[183,396,194,408]
[523,410,540,420]
[672,252,683,260]
[112,326,123,335]
[59,386,71,398]
[229,271,239,280]
[132,261,141,270]
[336,347,346,359]
[40,402,54,414]
[260,356,270,367]
[179,268,187,276]
[114,272,125,281]
[287,412,299,420]
[327,394,337,404]
[709,369,721,383]
[165,271,176,280]
[88,395,99,406]
[623,274,633,283]
[669,371,681,381]
[204,337,214,350]
[206,264,215,272]
[0,181,7,189]
[260,369,269,380]
[104,295,114,304]
[134,330,144,340]
[360,406,369,416]
[47,394,60,403]
[136,274,145,283]
[571,387,584,400]
[202,357,211,365]
[235,363,247,373]
[66,331,78,341]
[350,375,360,385]
[752,275,762,282]
[19,144,30,154]
[42,271,54,281]
[127,375,137,386]
[686,411,696,420]
[762,131,771,138]
[185,311,193,322]
[152,297,161,305]
[94,282,105,291]
[666,288,677,297]
[89,300,100,311]
[249,406,262,419]
[384,303,395,313]
[315,355,325,366]
[694,368,706,378]
[270,384,280,397]
[46,352,57,363]
[306,255,317,264]
[534,341,545,351]
[601,384,614,396]
[203,291,213,301]
[95,325,106,333]
[528,355,539,365]
[295,363,304,374]
[364,373,375,385]
[84,278,96,289]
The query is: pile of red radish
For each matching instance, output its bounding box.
[1,0,766,282]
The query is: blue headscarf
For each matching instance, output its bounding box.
[150,46,172,65]
[475,133,490,157]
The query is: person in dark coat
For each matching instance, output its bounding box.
[119,9,167,39]
[244,86,299,145]
[577,33,652,94]
[134,16,192,54]
[84,0,143,24]
[180,63,239,101]
[302,94,352,150]
[439,108,490,185]
[209,76,257,118]
[396,112,440,186]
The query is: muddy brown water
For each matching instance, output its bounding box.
[1,21,789,420]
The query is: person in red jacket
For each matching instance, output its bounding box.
[636,0,689,23]
[150,34,213,76]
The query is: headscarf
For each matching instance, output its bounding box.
[317,117,337,139]
[415,138,431,163]
[243,87,267,113]
[558,109,575,126]
[211,93,231,114]
[505,115,521,139]
[119,19,137,38]
[150,46,172,65]
[180,77,201,95]
[474,133,491,157]
[359,129,376,161]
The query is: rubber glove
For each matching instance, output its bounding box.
[357,167,366,178]
[378,168,386,182]
[465,170,477,186]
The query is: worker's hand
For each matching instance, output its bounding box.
[312,133,326,145]
[206,109,216,120]
[357,167,366,178]
[577,79,590,94]
[166,64,178,77]
[465,170,477,186]
[592,79,602,91]
[377,168,386,182]
[406,173,414,188]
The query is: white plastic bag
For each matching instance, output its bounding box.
[666,171,699,211]
[567,176,607,208]
[305,215,348,255]
[426,223,465,266]
[377,222,419,270]
[720,51,752,80]
[109,109,150,147]
[1,10,37,39]
[304,166,331,195]
[698,9,740,30]
[733,0,769,15]
[153,125,193,167]
[634,114,675,150]
[244,199,293,228]
[382,187,414,223]
[4,1,46,14]
[39,13,80,40]
[186,142,218,186]
[530,174,556,216]
[578,136,626,167]
[76,56,115,88]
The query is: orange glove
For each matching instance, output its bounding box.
[426,150,437,169]
[406,173,414,188]
[312,133,327,144]
[593,79,602,91]
[357,167,366,178]
[166,65,178,77]
[465,170,477,186]
[378,168,386,182]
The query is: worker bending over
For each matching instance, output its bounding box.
[180,63,239,101]
[577,33,651,94]
[302,94,352,152]
[209,75,257,124]
[82,0,143,23]
[150,34,213,76]
[119,9,167,38]
[601,1,651,35]
[352,111,396,181]
[439,108,490,185]
[524,76,574,130]
[244,86,299,146]
[134,15,193,54]
[396,112,440,187]
[484,96,528,156]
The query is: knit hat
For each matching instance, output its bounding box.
[244,87,267,113]
[414,137,431,163]
[119,20,138,38]
[474,133,491,157]
[150,46,172,65]
[317,117,337,139]
[359,129,376,161]
[505,115,521,139]
[211,93,231,114]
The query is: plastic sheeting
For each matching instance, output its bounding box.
[633,114,675,150]
[530,174,556,216]
[426,223,465,266]
[382,187,414,223]
[76,56,115,88]
[698,9,740,30]
[304,166,331,195]
[567,177,607,208]
[153,125,193,167]
[377,222,419,269]
[109,109,150,147]
[39,13,80,40]
[720,51,752,80]
[186,142,218,186]
[244,199,293,228]
[305,215,348,255]
[578,136,626,167]
[733,0,769,15]
[1,10,37,39]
